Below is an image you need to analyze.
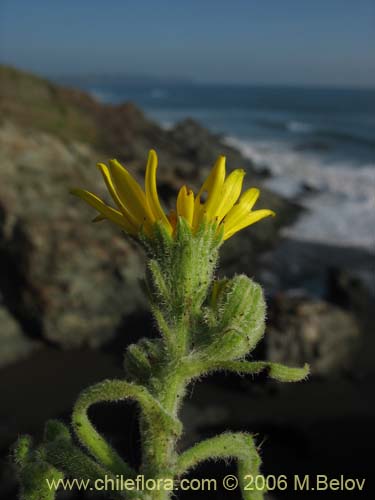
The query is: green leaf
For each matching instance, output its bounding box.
[215,360,310,382]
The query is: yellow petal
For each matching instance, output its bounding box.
[97,162,139,228]
[71,188,136,234]
[214,169,246,222]
[222,188,260,231]
[108,159,154,228]
[223,209,275,240]
[176,185,195,226]
[237,187,260,210]
[145,150,172,233]
[204,156,226,218]
[196,156,226,222]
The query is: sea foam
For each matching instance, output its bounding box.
[226,136,375,251]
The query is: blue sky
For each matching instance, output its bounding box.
[1,0,374,87]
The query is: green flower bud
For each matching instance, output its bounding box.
[196,275,266,362]
[12,435,33,467]
[44,420,71,444]
[216,275,266,351]
[124,338,165,383]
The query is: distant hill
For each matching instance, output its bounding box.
[0,65,170,158]
[0,64,260,168]
[0,65,100,145]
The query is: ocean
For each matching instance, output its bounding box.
[82,81,375,250]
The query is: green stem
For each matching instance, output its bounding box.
[176,432,264,500]
[140,318,190,500]
[72,380,181,480]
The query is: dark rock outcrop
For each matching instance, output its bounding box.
[0,300,40,368]
[0,122,145,353]
[266,292,360,376]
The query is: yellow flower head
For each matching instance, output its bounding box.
[71,150,275,241]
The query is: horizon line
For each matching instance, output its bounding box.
[2,62,375,92]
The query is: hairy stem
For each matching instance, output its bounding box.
[140,350,189,498]
[177,432,264,500]
[72,380,181,480]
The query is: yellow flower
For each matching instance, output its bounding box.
[71,150,275,241]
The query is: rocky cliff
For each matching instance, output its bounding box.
[0,65,300,367]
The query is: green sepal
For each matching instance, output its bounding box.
[146,218,222,321]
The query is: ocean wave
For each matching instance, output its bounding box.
[314,129,375,148]
[256,118,375,148]
[286,121,314,133]
[256,117,315,133]
[225,136,375,250]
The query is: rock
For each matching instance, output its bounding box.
[326,266,374,313]
[258,238,374,299]
[300,181,321,194]
[0,121,145,351]
[0,65,169,165]
[0,66,251,179]
[0,299,40,368]
[166,118,255,171]
[219,191,302,278]
[254,163,273,178]
[265,293,360,376]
